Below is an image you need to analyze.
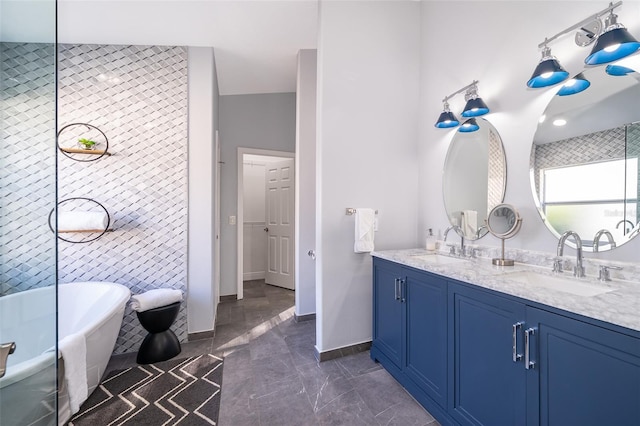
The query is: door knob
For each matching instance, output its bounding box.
[264,227,269,232]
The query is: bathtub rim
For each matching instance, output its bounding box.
[0,281,130,389]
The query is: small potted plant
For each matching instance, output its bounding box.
[77,138,97,150]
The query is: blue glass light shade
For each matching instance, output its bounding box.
[435,110,459,128]
[527,58,569,88]
[461,97,489,117]
[585,26,640,65]
[605,64,635,76]
[458,118,479,133]
[557,74,590,96]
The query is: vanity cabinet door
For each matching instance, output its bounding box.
[525,306,640,426]
[372,258,404,369]
[404,268,448,408]
[448,282,527,426]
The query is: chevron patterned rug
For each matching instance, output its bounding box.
[69,354,223,426]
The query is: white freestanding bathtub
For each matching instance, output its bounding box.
[0,282,130,425]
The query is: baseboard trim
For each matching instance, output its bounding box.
[294,313,316,323]
[220,294,237,302]
[188,330,215,341]
[314,341,372,362]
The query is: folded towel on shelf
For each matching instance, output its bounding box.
[130,288,183,312]
[462,210,478,236]
[59,333,87,415]
[58,211,108,232]
[354,208,376,253]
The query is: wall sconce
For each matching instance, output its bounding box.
[556,73,591,96]
[458,118,479,133]
[435,80,489,132]
[527,1,640,91]
[605,64,635,75]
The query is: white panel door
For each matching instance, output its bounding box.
[265,158,295,290]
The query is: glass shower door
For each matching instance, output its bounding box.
[0,0,58,425]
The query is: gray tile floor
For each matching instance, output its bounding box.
[107,280,440,426]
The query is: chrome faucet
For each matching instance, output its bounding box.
[0,342,16,379]
[474,224,487,239]
[593,229,616,252]
[616,219,634,235]
[444,225,465,256]
[557,231,585,278]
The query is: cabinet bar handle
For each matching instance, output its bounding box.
[394,278,400,301]
[525,327,536,370]
[400,279,406,303]
[512,322,523,362]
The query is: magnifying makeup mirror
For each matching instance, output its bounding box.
[486,203,522,266]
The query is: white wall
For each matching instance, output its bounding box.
[295,49,317,317]
[419,1,640,264]
[316,1,421,353]
[219,93,296,296]
[187,46,219,334]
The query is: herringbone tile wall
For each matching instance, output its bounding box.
[0,42,57,296]
[57,44,189,354]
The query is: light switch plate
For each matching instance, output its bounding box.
[229,215,236,225]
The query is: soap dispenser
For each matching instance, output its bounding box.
[426,228,436,252]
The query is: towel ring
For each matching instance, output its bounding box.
[57,123,110,162]
[48,197,111,243]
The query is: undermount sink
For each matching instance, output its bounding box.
[504,271,616,297]
[409,254,468,265]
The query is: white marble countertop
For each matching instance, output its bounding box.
[372,248,640,334]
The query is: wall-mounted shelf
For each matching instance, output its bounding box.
[48,197,113,243]
[57,122,111,162]
[60,147,112,156]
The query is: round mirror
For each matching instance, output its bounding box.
[443,118,506,240]
[486,203,522,266]
[487,204,522,239]
[530,54,640,252]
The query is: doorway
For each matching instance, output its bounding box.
[236,148,295,299]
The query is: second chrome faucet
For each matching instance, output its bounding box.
[556,230,585,278]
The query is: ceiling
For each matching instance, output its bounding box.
[56,0,319,95]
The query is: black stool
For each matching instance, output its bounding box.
[136,301,181,364]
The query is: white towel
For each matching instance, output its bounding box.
[354,208,375,253]
[130,288,183,312]
[462,210,478,236]
[59,333,87,415]
[58,211,108,232]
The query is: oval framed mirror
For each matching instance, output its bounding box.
[529,54,640,252]
[486,203,522,266]
[443,118,507,240]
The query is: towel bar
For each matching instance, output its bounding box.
[346,208,378,216]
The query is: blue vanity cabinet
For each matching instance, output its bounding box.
[372,258,404,370]
[448,281,527,426]
[404,267,448,408]
[525,306,640,426]
[371,258,449,411]
[373,256,640,426]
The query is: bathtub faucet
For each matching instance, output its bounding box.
[0,341,16,379]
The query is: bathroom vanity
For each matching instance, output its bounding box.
[371,250,640,426]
